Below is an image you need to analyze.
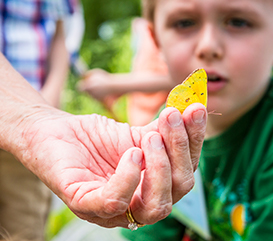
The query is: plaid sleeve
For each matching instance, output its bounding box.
[41,0,76,20]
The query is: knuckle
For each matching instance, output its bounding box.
[153,159,171,172]
[146,203,172,224]
[190,129,206,146]
[172,134,189,153]
[101,199,127,218]
[182,173,195,195]
[173,171,195,202]
[192,158,200,172]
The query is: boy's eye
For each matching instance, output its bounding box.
[174,19,195,29]
[226,18,251,28]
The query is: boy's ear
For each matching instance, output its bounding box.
[147,22,159,49]
[147,22,166,63]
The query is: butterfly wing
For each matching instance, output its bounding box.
[166,84,200,114]
[166,68,207,114]
[182,69,207,107]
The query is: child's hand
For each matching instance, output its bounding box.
[78,68,120,116]
[78,68,120,103]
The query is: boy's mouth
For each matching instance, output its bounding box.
[208,75,221,82]
[207,73,227,92]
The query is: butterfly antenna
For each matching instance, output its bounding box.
[208,110,222,116]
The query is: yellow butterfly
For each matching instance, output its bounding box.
[166,68,207,114]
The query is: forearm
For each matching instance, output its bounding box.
[0,54,66,159]
[40,20,69,108]
[0,55,45,151]
[107,72,173,95]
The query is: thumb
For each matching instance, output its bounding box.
[75,147,144,219]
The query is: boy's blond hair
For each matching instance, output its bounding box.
[142,0,156,21]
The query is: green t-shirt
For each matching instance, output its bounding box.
[122,79,273,241]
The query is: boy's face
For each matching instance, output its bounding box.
[153,0,273,121]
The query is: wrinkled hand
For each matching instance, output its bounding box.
[17,104,206,228]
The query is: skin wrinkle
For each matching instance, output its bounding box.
[64,116,133,208]
[59,165,98,184]
[95,138,115,179]
[175,171,195,196]
[188,132,205,170]
[54,133,111,198]
[137,164,172,221]
[66,182,82,205]
[71,182,101,207]
[85,214,128,228]
[106,120,122,158]
[25,138,63,179]
[68,180,105,210]
[148,203,172,223]
[89,151,116,179]
[76,117,110,178]
[105,117,132,159]
[101,197,129,217]
[99,124,117,171]
[91,115,118,173]
[20,127,40,169]
[136,201,172,224]
[117,123,134,157]
[167,128,189,173]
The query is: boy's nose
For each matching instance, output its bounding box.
[195,24,223,62]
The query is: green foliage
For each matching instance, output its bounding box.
[81,0,141,40]
[61,2,139,121]
[61,17,134,122]
[46,207,76,241]
[80,18,133,72]
[61,0,141,120]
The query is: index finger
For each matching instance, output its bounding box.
[158,105,206,203]
[182,103,207,171]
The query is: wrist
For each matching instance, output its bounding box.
[0,103,68,162]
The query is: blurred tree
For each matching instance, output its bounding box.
[81,0,141,41]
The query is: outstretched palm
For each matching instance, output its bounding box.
[19,105,206,228]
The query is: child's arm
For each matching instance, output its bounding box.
[78,68,173,103]
[40,20,69,108]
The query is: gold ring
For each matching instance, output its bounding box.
[126,207,145,231]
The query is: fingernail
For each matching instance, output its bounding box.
[167,112,182,128]
[150,134,164,150]
[193,110,205,124]
[132,150,143,166]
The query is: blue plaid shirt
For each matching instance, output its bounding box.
[0,0,74,90]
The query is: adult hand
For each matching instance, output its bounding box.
[12,103,206,228]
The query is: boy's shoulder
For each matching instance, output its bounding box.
[242,79,273,167]
[253,79,273,131]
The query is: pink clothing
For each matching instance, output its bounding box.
[127,18,169,126]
